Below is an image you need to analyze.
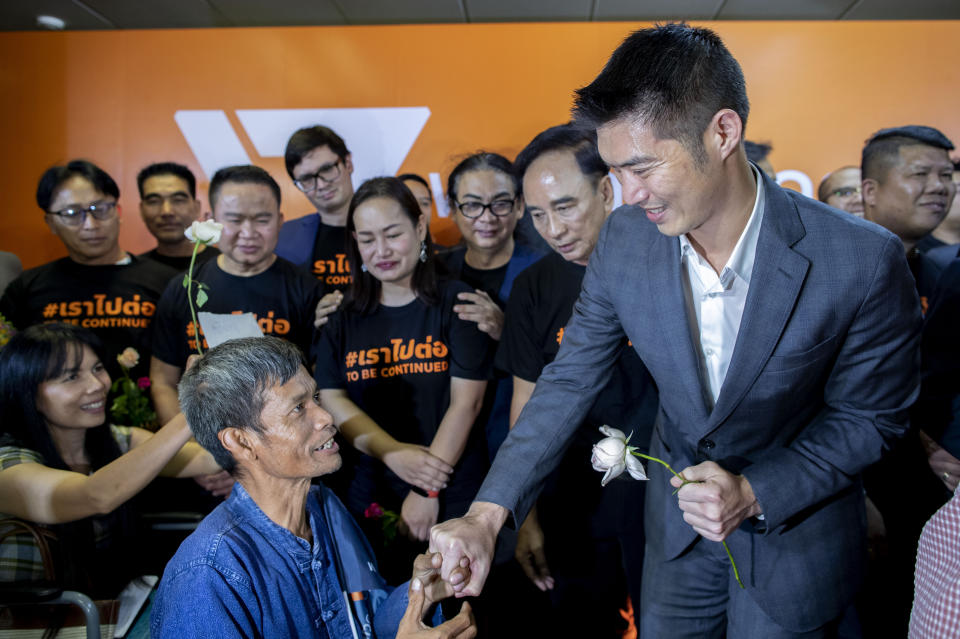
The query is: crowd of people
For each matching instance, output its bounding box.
[1,22,959,639]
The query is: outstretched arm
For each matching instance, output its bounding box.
[0,413,217,524]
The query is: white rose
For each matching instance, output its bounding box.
[184,220,223,244]
[116,347,140,369]
[591,425,648,486]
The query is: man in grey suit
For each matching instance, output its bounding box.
[430,23,922,638]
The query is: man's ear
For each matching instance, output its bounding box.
[44,214,60,238]
[344,153,354,175]
[706,109,743,163]
[599,175,615,215]
[219,427,258,465]
[861,178,879,210]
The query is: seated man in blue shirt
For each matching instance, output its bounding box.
[151,337,475,639]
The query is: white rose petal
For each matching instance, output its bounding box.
[625,453,648,481]
[185,220,223,244]
[592,425,648,485]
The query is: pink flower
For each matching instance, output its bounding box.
[116,347,140,369]
[137,376,151,390]
[364,503,384,519]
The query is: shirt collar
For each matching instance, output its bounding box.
[679,164,766,286]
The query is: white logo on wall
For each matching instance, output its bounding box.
[175,108,814,216]
[174,107,453,216]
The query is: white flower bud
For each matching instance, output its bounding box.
[184,220,223,244]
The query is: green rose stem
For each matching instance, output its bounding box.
[185,240,204,356]
[631,451,745,589]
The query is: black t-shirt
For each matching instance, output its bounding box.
[152,256,322,368]
[459,262,509,308]
[314,279,493,515]
[309,222,352,291]
[0,256,176,380]
[496,252,659,535]
[139,246,220,272]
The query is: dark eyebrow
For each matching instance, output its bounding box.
[550,196,577,207]
[612,155,656,169]
[357,223,402,234]
[462,191,513,200]
[145,190,190,198]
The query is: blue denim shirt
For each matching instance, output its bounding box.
[151,483,408,638]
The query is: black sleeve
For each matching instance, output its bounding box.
[445,281,494,381]
[151,279,191,368]
[0,275,27,330]
[313,309,347,390]
[495,270,544,384]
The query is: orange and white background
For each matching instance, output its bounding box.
[1,20,958,268]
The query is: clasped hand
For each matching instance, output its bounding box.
[398,552,476,639]
[453,290,504,340]
[383,444,452,493]
[671,461,761,541]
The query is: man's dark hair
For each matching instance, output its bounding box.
[136,162,197,199]
[573,23,749,164]
[744,140,772,164]
[179,336,305,474]
[346,177,439,315]
[513,123,609,195]
[446,152,519,209]
[284,125,349,179]
[209,165,281,210]
[398,173,430,192]
[36,160,119,211]
[862,125,956,182]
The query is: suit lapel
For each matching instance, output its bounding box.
[648,234,711,430]
[704,181,810,433]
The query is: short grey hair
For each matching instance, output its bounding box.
[178,337,305,473]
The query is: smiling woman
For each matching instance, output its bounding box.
[0,323,219,597]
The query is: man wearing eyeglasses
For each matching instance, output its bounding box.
[277,126,355,292]
[817,166,864,216]
[0,159,176,380]
[137,162,220,271]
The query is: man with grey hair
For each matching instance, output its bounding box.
[152,337,476,639]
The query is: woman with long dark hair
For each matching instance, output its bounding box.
[314,177,491,582]
[0,323,219,597]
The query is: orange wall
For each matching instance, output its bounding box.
[1,21,958,268]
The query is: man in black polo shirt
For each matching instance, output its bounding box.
[0,160,175,381]
[150,165,323,425]
[496,124,659,637]
[138,162,219,272]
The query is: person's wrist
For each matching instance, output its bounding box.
[467,501,509,534]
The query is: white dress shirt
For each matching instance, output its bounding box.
[679,166,765,408]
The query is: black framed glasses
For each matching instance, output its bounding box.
[48,201,117,227]
[293,159,343,192]
[454,196,517,219]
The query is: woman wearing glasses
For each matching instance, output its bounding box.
[0,160,176,382]
[314,177,492,585]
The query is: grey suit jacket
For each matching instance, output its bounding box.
[477,171,922,631]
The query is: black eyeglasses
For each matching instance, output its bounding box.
[293,159,343,192]
[454,196,517,219]
[48,201,117,227]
